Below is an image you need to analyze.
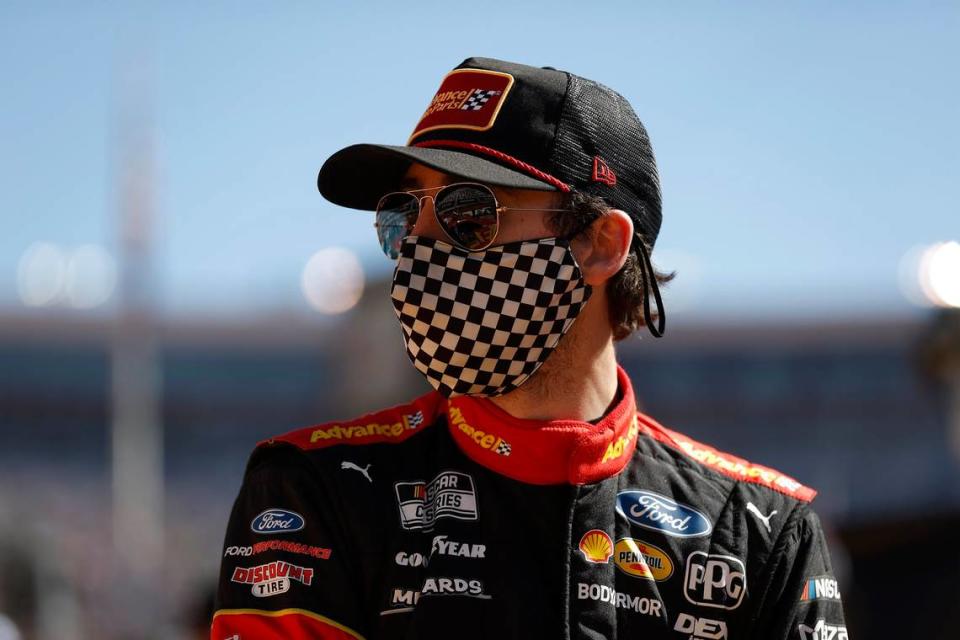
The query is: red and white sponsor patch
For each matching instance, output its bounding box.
[231,560,315,587]
[408,68,514,143]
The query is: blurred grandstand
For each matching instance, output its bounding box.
[1,288,959,637]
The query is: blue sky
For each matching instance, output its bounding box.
[1,1,956,322]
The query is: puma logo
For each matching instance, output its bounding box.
[746,502,777,533]
[341,461,372,483]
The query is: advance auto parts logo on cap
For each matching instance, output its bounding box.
[613,538,674,581]
[616,490,713,538]
[395,470,479,530]
[408,69,514,143]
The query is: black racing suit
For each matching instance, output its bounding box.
[213,366,848,639]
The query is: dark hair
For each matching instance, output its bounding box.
[550,192,675,341]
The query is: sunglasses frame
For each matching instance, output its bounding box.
[374,182,573,258]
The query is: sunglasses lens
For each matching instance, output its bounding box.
[376,193,420,259]
[434,185,499,251]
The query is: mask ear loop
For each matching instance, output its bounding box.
[564,207,666,337]
[635,237,666,338]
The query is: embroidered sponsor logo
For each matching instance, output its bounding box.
[592,156,617,187]
[250,509,305,534]
[616,490,713,538]
[578,529,614,563]
[395,536,485,568]
[251,540,331,560]
[433,535,486,559]
[614,538,674,581]
[408,69,515,142]
[601,417,639,464]
[382,578,491,615]
[389,588,421,609]
[224,542,331,560]
[231,560,314,598]
[224,545,252,557]
[746,502,777,533]
[448,406,511,456]
[800,576,842,603]
[421,576,489,598]
[576,582,664,618]
[341,460,373,482]
[395,471,478,530]
[310,411,423,443]
[684,552,747,610]
[673,438,808,498]
[674,613,728,639]
[395,551,428,567]
[797,619,848,640]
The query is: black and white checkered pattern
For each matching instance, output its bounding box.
[495,441,512,456]
[391,236,592,397]
[460,89,502,111]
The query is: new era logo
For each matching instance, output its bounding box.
[592,156,617,186]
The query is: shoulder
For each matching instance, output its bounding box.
[232,391,450,536]
[257,390,445,453]
[633,411,817,503]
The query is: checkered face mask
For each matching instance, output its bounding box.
[390,235,592,397]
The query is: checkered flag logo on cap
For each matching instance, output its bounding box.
[391,236,592,398]
[460,89,502,111]
[495,441,512,456]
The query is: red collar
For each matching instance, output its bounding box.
[445,365,639,485]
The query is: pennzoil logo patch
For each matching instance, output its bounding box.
[408,69,514,143]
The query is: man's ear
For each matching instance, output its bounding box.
[571,210,634,286]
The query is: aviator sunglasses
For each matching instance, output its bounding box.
[374,182,573,259]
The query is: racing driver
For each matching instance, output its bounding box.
[212,57,848,640]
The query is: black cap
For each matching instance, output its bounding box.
[318,57,666,336]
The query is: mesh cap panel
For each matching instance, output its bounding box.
[550,75,663,246]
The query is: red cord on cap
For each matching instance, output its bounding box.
[412,140,571,193]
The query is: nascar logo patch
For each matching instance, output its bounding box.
[408,68,514,142]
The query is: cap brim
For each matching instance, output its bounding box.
[317,143,558,211]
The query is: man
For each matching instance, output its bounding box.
[212,57,848,639]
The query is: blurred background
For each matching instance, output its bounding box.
[1,1,958,638]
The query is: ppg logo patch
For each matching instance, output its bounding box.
[683,551,747,610]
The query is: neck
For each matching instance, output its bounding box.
[489,322,620,422]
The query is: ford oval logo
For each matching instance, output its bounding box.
[250,508,305,534]
[616,490,712,538]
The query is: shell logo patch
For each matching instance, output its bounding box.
[408,69,515,143]
[613,538,674,581]
[578,529,614,564]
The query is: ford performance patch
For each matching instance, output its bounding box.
[616,490,712,538]
[408,69,514,143]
